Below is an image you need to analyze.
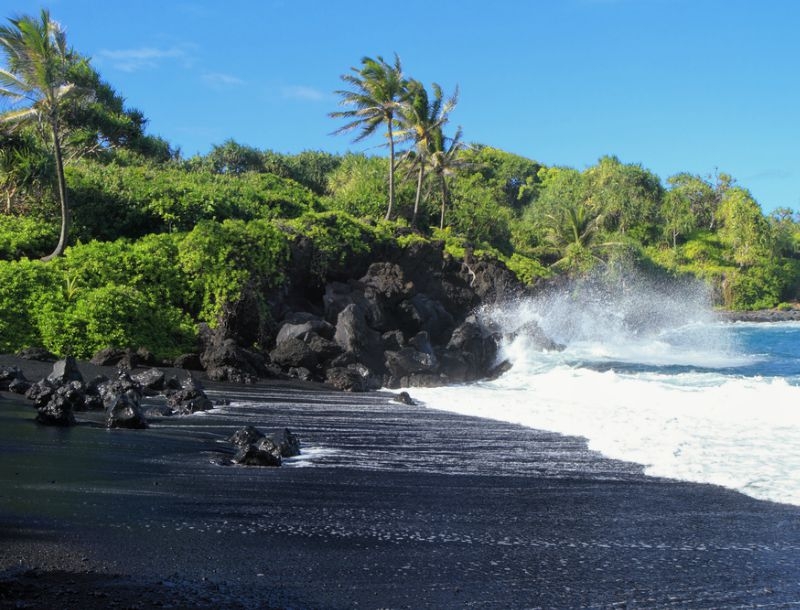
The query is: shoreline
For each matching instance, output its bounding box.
[2,356,800,608]
[717,308,800,323]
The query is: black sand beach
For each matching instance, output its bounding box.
[1,356,800,609]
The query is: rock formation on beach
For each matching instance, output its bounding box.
[187,238,556,390]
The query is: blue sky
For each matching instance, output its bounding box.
[9,0,800,213]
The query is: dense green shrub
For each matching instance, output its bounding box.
[0,258,57,351]
[36,283,195,359]
[0,215,58,260]
[178,219,288,325]
[68,160,318,240]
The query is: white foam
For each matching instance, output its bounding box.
[412,365,800,505]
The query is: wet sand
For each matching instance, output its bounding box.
[1,357,800,609]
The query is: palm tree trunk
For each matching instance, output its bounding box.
[412,164,424,228]
[385,124,395,221]
[41,120,69,262]
[439,175,449,230]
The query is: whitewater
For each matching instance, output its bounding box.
[410,272,800,506]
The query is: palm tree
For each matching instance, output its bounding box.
[428,125,466,229]
[398,80,458,227]
[0,9,79,260]
[330,54,406,221]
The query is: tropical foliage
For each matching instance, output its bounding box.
[1,10,799,360]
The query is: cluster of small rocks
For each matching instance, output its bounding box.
[2,357,215,429]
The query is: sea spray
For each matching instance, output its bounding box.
[412,266,800,505]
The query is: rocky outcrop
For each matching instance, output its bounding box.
[137,240,552,391]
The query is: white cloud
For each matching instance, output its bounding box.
[96,45,194,72]
[202,72,245,88]
[280,85,327,102]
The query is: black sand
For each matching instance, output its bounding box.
[1,356,800,609]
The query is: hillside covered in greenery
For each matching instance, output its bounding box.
[1,10,799,363]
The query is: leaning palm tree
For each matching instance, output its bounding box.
[428,125,466,229]
[330,54,407,221]
[0,10,79,260]
[398,80,458,227]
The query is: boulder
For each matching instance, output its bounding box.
[384,347,439,379]
[507,320,565,352]
[397,294,455,343]
[437,318,502,383]
[36,381,84,426]
[201,334,266,382]
[8,377,31,395]
[393,391,416,405]
[174,353,204,370]
[106,392,148,429]
[132,368,166,393]
[269,337,318,371]
[325,364,379,392]
[269,428,301,458]
[333,303,384,372]
[47,357,83,386]
[36,399,76,426]
[25,379,56,409]
[166,376,214,414]
[91,347,139,369]
[0,366,26,391]
[232,437,282,467]
[360,262,415,308]
[228,425,265,448]
[15,347,57,362]
[98,372,142,409]
[276,314,335,343]
[303,332,344,364]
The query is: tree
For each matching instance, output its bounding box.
[398,79,458,227]
[428,125,466,229]
[330,54,407,220]
[0,10,84,260]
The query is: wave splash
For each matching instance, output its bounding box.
[412,268,800,506]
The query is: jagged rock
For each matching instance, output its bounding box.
[85,375,109,395]
[397,294,455,343]
[36,381,84,426]
[228,425,265,448]
[0,366,25,391]
[287,366,313,381]
[394,391,416,405]
[384,347,439,379]
[91,347,139,369]
[106,392,148,429]
[8,377,31,395]
[232,437,282,467]
[325,363,379,392]
[399,373,447,388]
[47,357,83,386]
[206,366,257,383]
[25,379,56,409]
[132,368,165,393]
[166,376,214,414]
[381,330,404,352]
[276,313,335,343]
[360,262,415,308]
[201,335,266,382]
[507,320,565,352]
[98,372,142,409]
[269,428,301,458]
[83,394,105,411]
[174,353,203,370]
[15,347,57,362]
[269,337,318,370]
[333,303,384,372]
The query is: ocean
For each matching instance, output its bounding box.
[410,273,800,507]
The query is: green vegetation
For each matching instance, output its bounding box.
[1,9,799,359]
